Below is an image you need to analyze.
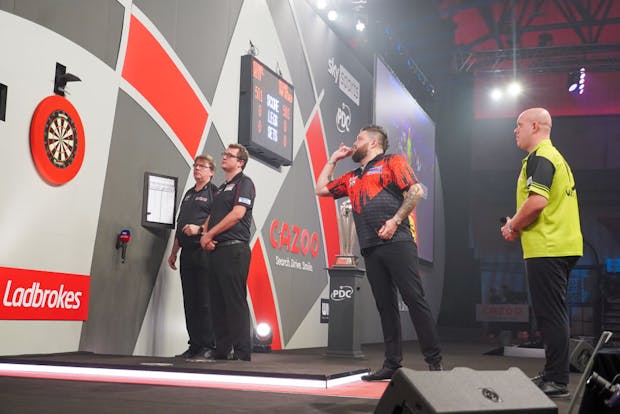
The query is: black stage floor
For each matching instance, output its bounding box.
[0,338,589,413]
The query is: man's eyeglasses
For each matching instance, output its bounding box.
[221,152,241,160]
[193,163,212,170]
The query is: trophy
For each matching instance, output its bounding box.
[334,199,359,267]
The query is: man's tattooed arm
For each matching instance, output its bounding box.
[392,183,424,224]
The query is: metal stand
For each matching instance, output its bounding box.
[325,266,365,358]
[567,330,613,414]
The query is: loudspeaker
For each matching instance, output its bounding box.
[569,338,593,373]
[375,367,557,414]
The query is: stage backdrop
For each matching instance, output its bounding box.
[0,0,446,356]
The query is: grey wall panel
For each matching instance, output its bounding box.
[202,125,226,186]
[79,90,190,354]
[291,0,373,170]
[267,0,315,124]
[262,146,328,344]
[133,0,243,104]
[0,0,124,68]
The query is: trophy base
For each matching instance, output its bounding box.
[334,255,358,268]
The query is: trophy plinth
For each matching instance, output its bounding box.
[325,199,365,358]
[334,255,358,268]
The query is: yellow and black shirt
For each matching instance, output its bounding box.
[517,139,583,259]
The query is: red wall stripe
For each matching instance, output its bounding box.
[122,15,208,157]
[306,112,340,267]
[247,240,282,350]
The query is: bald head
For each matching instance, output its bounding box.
[521,107,552,130]
[514,107,553,152]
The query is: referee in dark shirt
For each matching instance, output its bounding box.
[200,144,255,361]
[168,154,218,360]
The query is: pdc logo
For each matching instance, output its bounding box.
[331,285,354,301]
[336,102,351,133]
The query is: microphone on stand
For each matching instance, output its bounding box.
[587,372,620,408]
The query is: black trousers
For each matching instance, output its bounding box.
[526,256,579,385]
[209,242,252,359]
[179,246,215,350]
[362,241,442,369]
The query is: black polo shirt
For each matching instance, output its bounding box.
[208,172,255,243]
[327,153,418,250]
[176,182,217,248]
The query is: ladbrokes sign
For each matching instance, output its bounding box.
[0,266,89,320]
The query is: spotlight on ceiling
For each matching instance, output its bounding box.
[507,81,523,97]
[578,67,586,95]
[567,72,579,92]
[490,88,503,101]
[489,88,504,101]
[316,0,327,10]
[355,19,365,32]
[568,68,586,93]
[327,10,337,21]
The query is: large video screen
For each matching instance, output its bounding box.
[374,57,436,263]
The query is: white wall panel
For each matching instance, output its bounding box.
[0,11,119,354]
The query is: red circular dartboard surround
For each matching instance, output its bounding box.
[30,95,85,185]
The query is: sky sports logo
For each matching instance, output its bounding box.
[0,266,89,320]
[327,57,360,106]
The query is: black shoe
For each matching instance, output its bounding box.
[212,350,235,360]
[231,353,251,361]
[530,372,544,387]
[186,349,215,362]
[175,347,199,358]
[361,367,396,381]
[428,362,443,371]
[539,381,570,399]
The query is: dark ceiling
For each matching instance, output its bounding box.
[442,0,620,75]
[311,0,620,100]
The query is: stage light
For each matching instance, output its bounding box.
[327,10,337,21]
[568,67,586,94]
[567,72,579,92]
[507,81,522,97]
[355,19,365,32]
[253,322,273,353]
[579,68,586,94]
[316,0,327,10]
[490,88,503,101]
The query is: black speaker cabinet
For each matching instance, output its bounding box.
[375,367,557,414]
[569,338,593,373]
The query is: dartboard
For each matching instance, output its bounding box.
[30,95,85,185]
[44,110,78,168]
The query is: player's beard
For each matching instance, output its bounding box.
[351,142,368,163]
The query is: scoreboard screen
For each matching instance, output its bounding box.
[238,54,294,168]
